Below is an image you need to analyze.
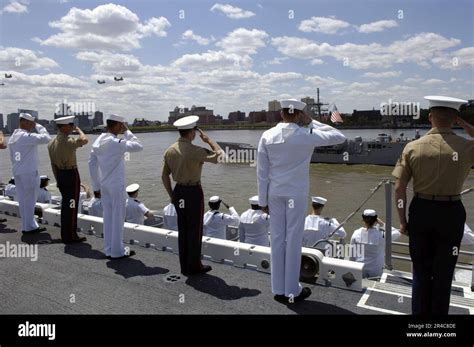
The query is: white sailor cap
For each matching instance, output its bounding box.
[40,175,50,180]
[209,195,221,203]
[19,113,35,122]
[312,196,327,205]
[173,115,199,129]
[280,99,306,111]
[363,209,377,217]
[249,195,259,204]
[106,114,125,123]
[126,183,140,193]
[55,115,75,125]
[424,96,467,111]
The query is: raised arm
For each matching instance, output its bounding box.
[88,149,101,193]
[121,128,143,153]
[257,136,270,211]
[307,120,346,147]
[23,124,51,145]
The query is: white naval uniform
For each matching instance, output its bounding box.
[125,198,149,225]
[88,130,143,257]
[350,225,401,278]
[87,197,103,217]
[203,207,240,239]
[8,124,51,232]
[37,188,52,204]
[163,203,178,231]
[303,215,346,248]
[238,209,270,246]
[5,184,16,200]
[257,120,346,297]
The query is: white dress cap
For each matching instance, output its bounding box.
[363,209,377,217]
[55,116,75,125]
[19,113,35,122]
[173,115,199,129]
[249,195,259,204]
[126,183,140,193]
[424,96,467,111]
[106,114,125,123]
[280,99,306,111]
[40,175,50,180]
[311,196,327,205]
[209,195,221,203]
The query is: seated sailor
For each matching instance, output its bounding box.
[163,203,178,231]
[87,191,103,217]
[5,177,16,200]
[303,196,346,249]
[125,183,154,225]
[350,209,401,278]
[37,175,52,203]
[203,195,239,239]
[239,195,270,246]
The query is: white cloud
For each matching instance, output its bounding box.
[210,3,255,19]
[0,47,58,71]
[421,78,444,85]
[261,72,302,83]
[172,50,253,70]
[1,1,28,14]
[363,71,401,78]
[432,47,474,70]
[216,28,268,55]
[182,30,212,45]
[35,4,170,51]
[266,57,289,65]
[310,59,324,65]
[358,20,398,33]
[298,17,350,34]
[0,71,87,88]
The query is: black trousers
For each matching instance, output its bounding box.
[408,197,465,315]
[57,168,81,242]
[172,184,205,274]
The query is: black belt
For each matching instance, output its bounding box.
[58,166,78,170]
[415,193,461,201]
[176,181,201,186]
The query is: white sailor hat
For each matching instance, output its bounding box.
[280,99,306,111]
[362,209,377,217]
[106,114,125,123]
[173,115,199,129]
[55,115,75,125]
[424,96,467,111]
[40,175,50,180]
[126,183,140,193]
[209,195,221,203]
[19,113,35,122]
[249,195,259,204]
[312,196,327,205]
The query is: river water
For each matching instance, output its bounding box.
[1,128,473,269]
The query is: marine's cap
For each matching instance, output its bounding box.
[126,183,140,193]
[363,209,377,217]
[106,114,125,123]
[424,96,467,111]
[280,99,306,111]
[40,175,50,180]
[249,195,259,204]
[19,113,35,122]
[312,196,327,205]
[209,195,221,203]
[55,116,75,125]
[173,115,199,129]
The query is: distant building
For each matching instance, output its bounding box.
[228,111,246,123]
[248,110,267,123]
[0,113,3,131]
[301,97,317,117]
[268,100,281,112]
[7,113,19,133]
[352,110,382,123]
[265,111,282,123]
[168,105,215,125]
[92,111,103,127]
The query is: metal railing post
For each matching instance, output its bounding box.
[385,180,393,270]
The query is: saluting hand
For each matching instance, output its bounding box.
[198,128,211,144]
[457,117,474,138]
[222,201,230,209]
[262,206,269,214]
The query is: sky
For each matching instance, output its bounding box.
[0,0,473,122]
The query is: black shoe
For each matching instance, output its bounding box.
[187,265,212,276]
[293,287,312,302]
[110,250,136,260]
[0,218,6,223]
[273,294,287,303]
[22,227,46,234]
[64,237,87,244]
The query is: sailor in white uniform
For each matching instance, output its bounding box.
[350,209,401,278]
[5,177,16,200]
[239,195,270,246]
[87,191,103,217]
[303,196,346,250]
[257,98,346,302]
[88,114,143,259]
[125,183,153,225]
[163,203,178,231]
[8,113,51,233]
[37,175,52,203]
[203,196,240,239]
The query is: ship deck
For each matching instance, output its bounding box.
[0,216,472,315]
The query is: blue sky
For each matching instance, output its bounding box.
[0,0,473,121]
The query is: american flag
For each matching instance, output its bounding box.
[329,103,343,123]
